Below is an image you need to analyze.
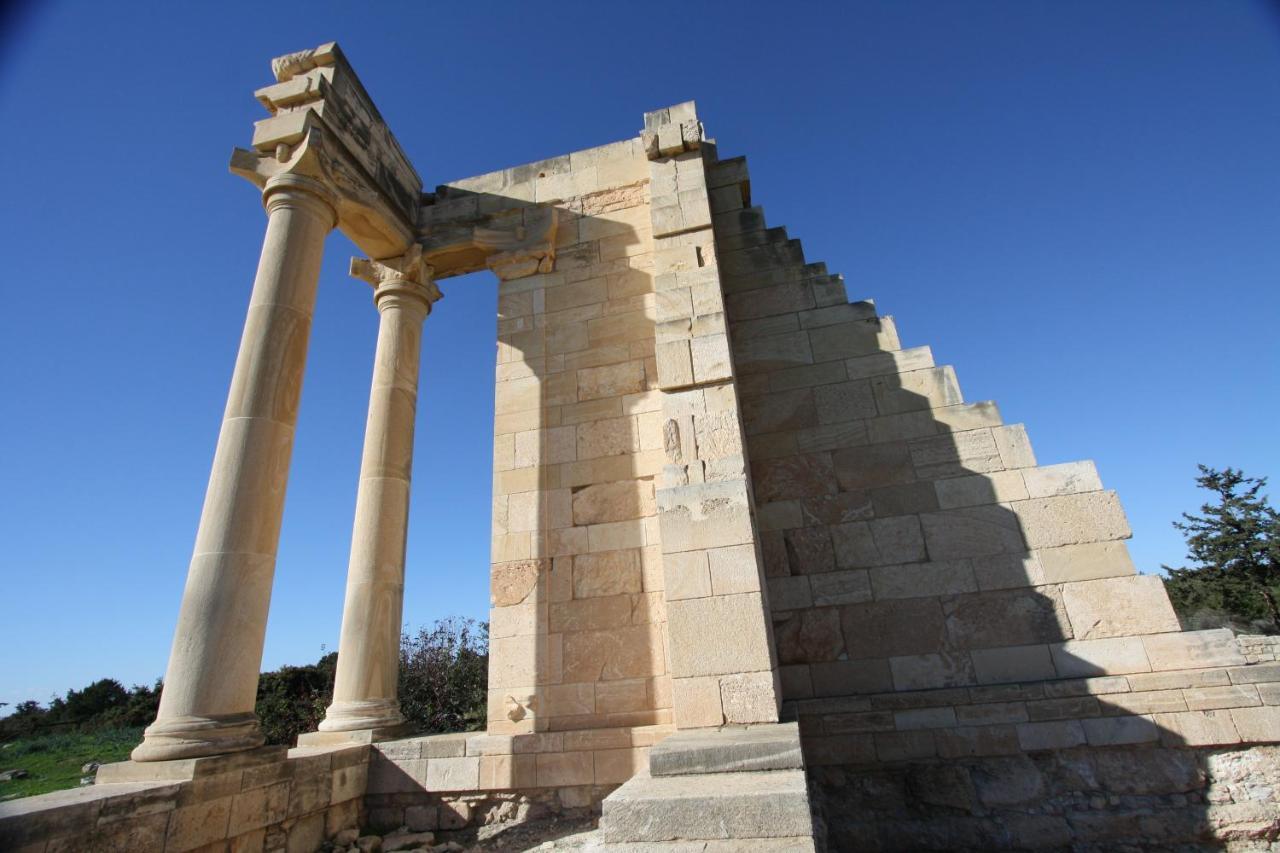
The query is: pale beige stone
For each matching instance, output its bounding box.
[425,757,480,792]
[1228,706,1280,742]
[665,550,712,600]
[1036,541,1136,583]
[667,593,775,677]
[1050,637,1151,677]
[707,544,762,595]
[1022,461,1102,498]
[535,751,594,787]
[656,480,755,553]
[1142,628,1246,670]
[594,747,649,783]
[992,424,1036,469]
[1154,710,1241,747]
[719,671,781,723]
[671,676,725,728]
[579,360,647,401]
[1012,491,1131,549]
[573,550,643,598]
[571,480,656,525]
[1060,575,1180,640]
[577,416,641,459]
[935,471,1029,509]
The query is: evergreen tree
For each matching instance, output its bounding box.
[1163,465,1280,633]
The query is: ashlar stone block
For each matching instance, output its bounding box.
[1036,541,1136,583]
[656,480,755,553]
[1060,575,1180,640]
[1142,628,1246,670]
[1022,460,1102,499]
[1012,491,1131,549]
[667,593,774,677]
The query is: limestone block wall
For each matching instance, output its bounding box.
[449,138,676,736]
[707,153,1200,701]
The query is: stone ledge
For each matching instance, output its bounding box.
[648,723,803,776]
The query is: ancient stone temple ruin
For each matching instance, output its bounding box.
[3,42,1277,852]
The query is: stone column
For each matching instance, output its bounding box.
[133,174,337,761]
[319,248,440,733]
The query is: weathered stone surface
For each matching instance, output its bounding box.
[783,526,836,574]
[1143,628,1246,670]
[579,360,647,401]
[920,506,1025,561]
[599,768,814,842]
[1050,637,1151,677]
[944,587,1072,650]
[490,559,543,606]
[832,442,914,491]
[1022,461,1102,499]
[573,550,643,598]
[841,599,946,660]
[1060,575,1179,640]
[776,608,845,663]
[572,480,656,525]
[752,453,837,503]
[668,594,774,676]
[649,724,802,776]
[1037,541,1136,583]
[1012,491,1131,549]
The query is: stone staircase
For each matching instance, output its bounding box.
[587,723,819,851]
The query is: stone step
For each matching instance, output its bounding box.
[598,768,815,844]
[584,836,817,852]
[649,723,804,777]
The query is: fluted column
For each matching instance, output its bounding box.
[133,174,337,761]
[319,247,440,733]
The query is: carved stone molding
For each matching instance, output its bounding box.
[349,245,443,311]
[232,42,421,260]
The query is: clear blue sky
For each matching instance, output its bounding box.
[1,1,1277,711]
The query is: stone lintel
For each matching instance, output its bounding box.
[236,42,422,259]
[418,205,558,281]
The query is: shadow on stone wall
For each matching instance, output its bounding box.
[726,295,1252,849]
[706,190,1274,845]
[417,181,667,746]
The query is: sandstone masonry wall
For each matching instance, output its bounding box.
[441,138,675,737]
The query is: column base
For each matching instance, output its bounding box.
[317,699,405,733]
[130,712,265,762]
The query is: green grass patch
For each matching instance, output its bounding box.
[0,727,141,800]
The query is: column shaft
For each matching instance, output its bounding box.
[133,175,335,761]
[320,279,432,731]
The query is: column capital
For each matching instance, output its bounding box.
[350,245,442,313]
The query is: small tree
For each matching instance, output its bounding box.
[1164,465,1280,633]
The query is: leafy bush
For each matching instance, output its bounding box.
[254,652,337,746]
[398,617,488,734]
